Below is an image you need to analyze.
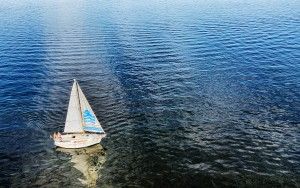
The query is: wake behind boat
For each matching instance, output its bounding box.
[52,79,106,148]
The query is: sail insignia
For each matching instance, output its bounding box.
[83,109,96,125]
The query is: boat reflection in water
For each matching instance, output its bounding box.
[56,144,106,187]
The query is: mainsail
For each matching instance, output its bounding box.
[64,80,84,133]
[64,79,105,134]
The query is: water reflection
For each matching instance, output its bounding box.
[56,145,106,187]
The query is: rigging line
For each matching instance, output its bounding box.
[76,80,85,131]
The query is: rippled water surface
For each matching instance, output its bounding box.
[0,0,299,187]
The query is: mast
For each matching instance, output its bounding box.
[75,79,85,130]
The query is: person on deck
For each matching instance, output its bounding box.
[57,132,62,141]
[53,132,57,140]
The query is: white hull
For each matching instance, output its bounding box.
[54,133,106,149]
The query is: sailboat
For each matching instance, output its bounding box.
[53,79,106,149]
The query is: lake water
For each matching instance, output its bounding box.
[0,0,299,187]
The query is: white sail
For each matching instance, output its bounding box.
[64,80,84,133]
[77,82,105,133]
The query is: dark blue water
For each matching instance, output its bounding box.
[0,0,299,187]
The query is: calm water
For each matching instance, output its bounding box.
[0,0,299,187]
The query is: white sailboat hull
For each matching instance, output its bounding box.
[53,80,107,149]
[54,133,106,149]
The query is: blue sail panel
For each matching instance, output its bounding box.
[82,109,104,133]
[83,126,104,133]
